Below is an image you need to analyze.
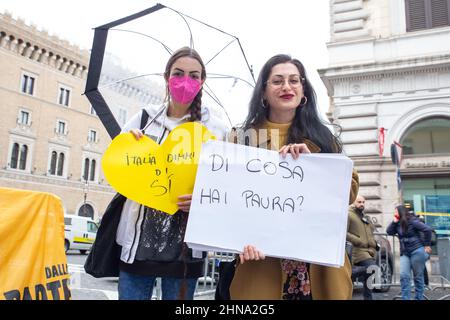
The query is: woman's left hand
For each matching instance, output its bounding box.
[177,194,192,213]
[425,246,432,254]
[279,143,311,160]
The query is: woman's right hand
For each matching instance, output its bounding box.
[279,143,311,160]
[393,210,400,223]
[239,245,265,264]
[130,129,144,140]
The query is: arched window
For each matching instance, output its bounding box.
[50,151,57,175]
[78,203,94,219]
[49,151,66,176]
[90,159,96,181]
[57,153,65,176]
[401,117,450,155]
[10,143,19,169]
[83,158,90,181]
[19,145,28,170]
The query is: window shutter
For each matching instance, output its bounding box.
[430,0,450,27]
[57,153,65,176]
[406,0,427,31]
[11,143,19,169]
[406,0,450,31]
[83,158,90,181]
[90,160,96,181]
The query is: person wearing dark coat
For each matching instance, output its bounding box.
[347,195,378,300]
[386,205,432,300]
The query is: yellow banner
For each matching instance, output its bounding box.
[102,122,215,214]
[0,187,71,300]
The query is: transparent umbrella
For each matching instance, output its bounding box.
[84,3,256,138]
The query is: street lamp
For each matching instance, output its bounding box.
[82,179,89,217]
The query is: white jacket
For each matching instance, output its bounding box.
[116,103,229,264]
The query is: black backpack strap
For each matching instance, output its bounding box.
[140,109,149,132]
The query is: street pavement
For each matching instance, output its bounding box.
[67,252,450,301]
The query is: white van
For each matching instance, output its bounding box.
[64,214,98,254]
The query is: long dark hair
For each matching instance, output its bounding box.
[243,54,342,153]
[396,205,413,233]
[164,46,206,121]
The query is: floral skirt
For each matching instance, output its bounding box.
[281,259,312,300]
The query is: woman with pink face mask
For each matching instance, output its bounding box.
[115,47,228,300]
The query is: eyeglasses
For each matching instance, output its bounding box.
[266,75,305,88]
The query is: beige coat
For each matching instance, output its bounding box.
[228,132,359,300]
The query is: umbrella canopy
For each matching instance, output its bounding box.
[84,3,256,139]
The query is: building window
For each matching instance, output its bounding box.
[403,177,450,239]
[118,108,127,126]
[50,151,57,174]
[88,129,97,143]
[401,117,450,155]
[90,105,97,115]
[83,158,90,181]
[10,143,19,169]
[55,120,67,135]
[19,145,28,170]
[78,203,94,219]
[83,157,97,182]
[10,142,28,170]
[18,110,30,125]
[21,74,35,95]
[90,160,96,181]
[406,0,450,32]
[57,153,65,176]
[49,151,65,176]
[58,86,71,107]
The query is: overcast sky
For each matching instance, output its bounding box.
[0,0,332,120]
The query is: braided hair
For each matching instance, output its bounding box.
[189,89,203,121]
[164,47,206,122]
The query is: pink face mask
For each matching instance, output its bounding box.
[168,76,202,105]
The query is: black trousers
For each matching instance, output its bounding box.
[354,259,377,300]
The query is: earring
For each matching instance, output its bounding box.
[261,98,268,109]
[300,96,308,106]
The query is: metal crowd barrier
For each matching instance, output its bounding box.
[150,251,234,299]
[360,232,450,300]
[149,235,450,300]
[195,252,235,298]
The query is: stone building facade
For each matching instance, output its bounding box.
[0,12,163,220]
[319,0,450,233]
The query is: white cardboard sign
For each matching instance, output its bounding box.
[185,140,353,267]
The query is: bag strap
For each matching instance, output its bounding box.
[140,109,149,132]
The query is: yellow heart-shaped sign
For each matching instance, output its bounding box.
[102,122,215,214]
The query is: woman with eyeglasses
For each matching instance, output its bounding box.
[226,54,359,300]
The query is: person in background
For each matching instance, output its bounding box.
[386,205,432,300]
[116,47,228,300]
[347,195,379,300]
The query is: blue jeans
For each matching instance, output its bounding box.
[400,246,428,300]
[118,271,198,300]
